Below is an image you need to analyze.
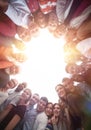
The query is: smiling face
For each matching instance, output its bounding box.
[53,103,60,117]
[48,11,58,32]
[37,97,48,112]
[35,10,48,28]
[6,79,18,89]
[45,102,53,117]
[29,94,40,105]
[29,21,39,37]
[55,84,67,99]
[17,26,31,42]
[21,88,32,101]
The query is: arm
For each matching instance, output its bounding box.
[4,114,21,130]
[0,104,14,122]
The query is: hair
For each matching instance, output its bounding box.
[47,102,53,106]
[53,103,61,109]
[46,102,53,118]
[33,93,40,97]
[40,97,48,105]
[24,88,32,103]
[55,84,64,91]
[67,92,85,118]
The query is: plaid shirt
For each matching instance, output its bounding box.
[26,0,39,13]
[38,0,57,14]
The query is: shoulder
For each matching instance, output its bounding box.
[36,112,48,121]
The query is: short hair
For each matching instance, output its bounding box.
[40,97,48,105]
[33,93,40,97]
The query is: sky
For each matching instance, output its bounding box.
[13,28,68,103]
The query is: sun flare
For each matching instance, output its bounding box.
[13,28,67,103]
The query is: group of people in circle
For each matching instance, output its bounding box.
[0,0,91,130]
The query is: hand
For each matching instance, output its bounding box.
[51,115,58,125]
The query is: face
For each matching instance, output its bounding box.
[37,99,47,112]
[56,85,66,99]
[16,82,27,92]
[53,104,60,117]
[29,94,40,105]
[12,53,27,63]
[5,65,20,75]
[54,24,66,38]
[29,22,39,37]
[6,79,18,89]
[21,88,32,101]
[17,26,31,42]
[72,74,84,82]
[62,78,74,90]
[65,28,76,42]
[36,11,47,28]
[48,12,58,32]
[45,103,53,117]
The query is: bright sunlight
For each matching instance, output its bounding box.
[14,28,67,103]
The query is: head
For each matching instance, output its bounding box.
[11,52,27,64]
[29,93,40,106]
[35,10,48,28]
[55,84,67,100]
[65,63,78,74]
[65,28,77,42]
[48,10,59,33]
[54,23,66,38]
[17,26,31,42]
[72,74,85,82]
[15,82,27,92]
[53,103,61,117]
[12,38,26,51]
[20,88,32,103]
[29,20,39,37]
[62,77,74,90]
[45,102,53,118]
[64,42,82,64]
[5,65,20,75]
[37,96,48,112]
[5,79,18,90]
[0,69,10,88]
[65,63,85,75]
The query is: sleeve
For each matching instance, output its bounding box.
[56,0,67,22]
[15,105,26,118]
[56,0,73,23]
[69,5,91,29]
[5,0,32,27]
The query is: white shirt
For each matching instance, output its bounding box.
[5,0,31,27]
[33,112,48,130]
